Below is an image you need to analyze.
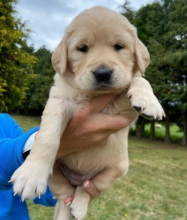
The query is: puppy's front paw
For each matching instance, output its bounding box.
[128,88,165,120]
[11,161,49,200]
[70,196,88,220]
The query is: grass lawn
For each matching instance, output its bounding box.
[12,114,187,220]
[145,123,183,141]
[11,114,41,131]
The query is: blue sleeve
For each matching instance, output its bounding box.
[0,114,39,189]
[0,114,56,207]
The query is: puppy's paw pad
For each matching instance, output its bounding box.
[140,99,165,120]
[70,201,88,220]
[13,175,47,200]
[129,89,165,120]
[11,164,48,199]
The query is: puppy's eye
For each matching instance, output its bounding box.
[114,44,124,51]
[77,45,89,53]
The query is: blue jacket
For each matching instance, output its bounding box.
[0,114,56,220]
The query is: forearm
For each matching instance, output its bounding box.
[0,127,38,190]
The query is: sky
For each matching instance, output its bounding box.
[16,0,154,51]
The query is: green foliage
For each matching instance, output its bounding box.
[120,0,187,144]
[164,0,187,112]
[121,0,187,106]
[26,46,55,111]
[120,0,136,23]
[0,0,37,111]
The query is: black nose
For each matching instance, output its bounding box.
[93,68,112,83]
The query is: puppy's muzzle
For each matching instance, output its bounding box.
[93,67,113,85]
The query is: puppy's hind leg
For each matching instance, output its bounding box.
[48,163,75,220]
[70,186,91,220]
[54,200,71,220]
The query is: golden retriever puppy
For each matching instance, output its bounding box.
[11,6,165,220]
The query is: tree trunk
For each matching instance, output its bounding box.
[140,117,145,137]
[136,117,145,138]
[150,120,155,140]
[24,105,28,115]
[16,108,20,114]
[181,111,187,146]
[164,105,171,142]
[136,119,141,137]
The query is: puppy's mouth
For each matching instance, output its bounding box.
[95,82,112,90]
[90,81,122,94]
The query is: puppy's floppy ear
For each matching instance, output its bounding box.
[134,37,150,76]
[51,39,67,76]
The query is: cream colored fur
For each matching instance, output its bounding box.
[11,6,165,220]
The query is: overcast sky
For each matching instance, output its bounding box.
[16,0,154,51]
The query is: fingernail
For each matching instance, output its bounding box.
[14,193,17,196]
[65,201,71,206]
[83,181,90,188]
[53,196,57,200]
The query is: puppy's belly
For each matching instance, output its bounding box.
[58,128,129,183]
[57,162,104,186]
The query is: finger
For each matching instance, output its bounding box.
[83,180,101,198]
[72,94,116,121]
[93,113,139,131]
[64,196,74,205]
[86,94,116,114]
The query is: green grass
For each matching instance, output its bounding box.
[12,115,187,220]
[11,114,41,131]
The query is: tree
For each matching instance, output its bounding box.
[0,0,37,112]
[135,117,146,138]
[135,1,174,142]
[164,0,187,145]
[120,0,187,145]
[145,0,187,145]
[120,0,136,23]
[24,46,55,114]
[121,2,166,140]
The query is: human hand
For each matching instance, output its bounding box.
[56,94,138,159]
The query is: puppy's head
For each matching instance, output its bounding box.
[52,6,150,94]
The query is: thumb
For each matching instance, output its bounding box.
[82,180,101,199]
